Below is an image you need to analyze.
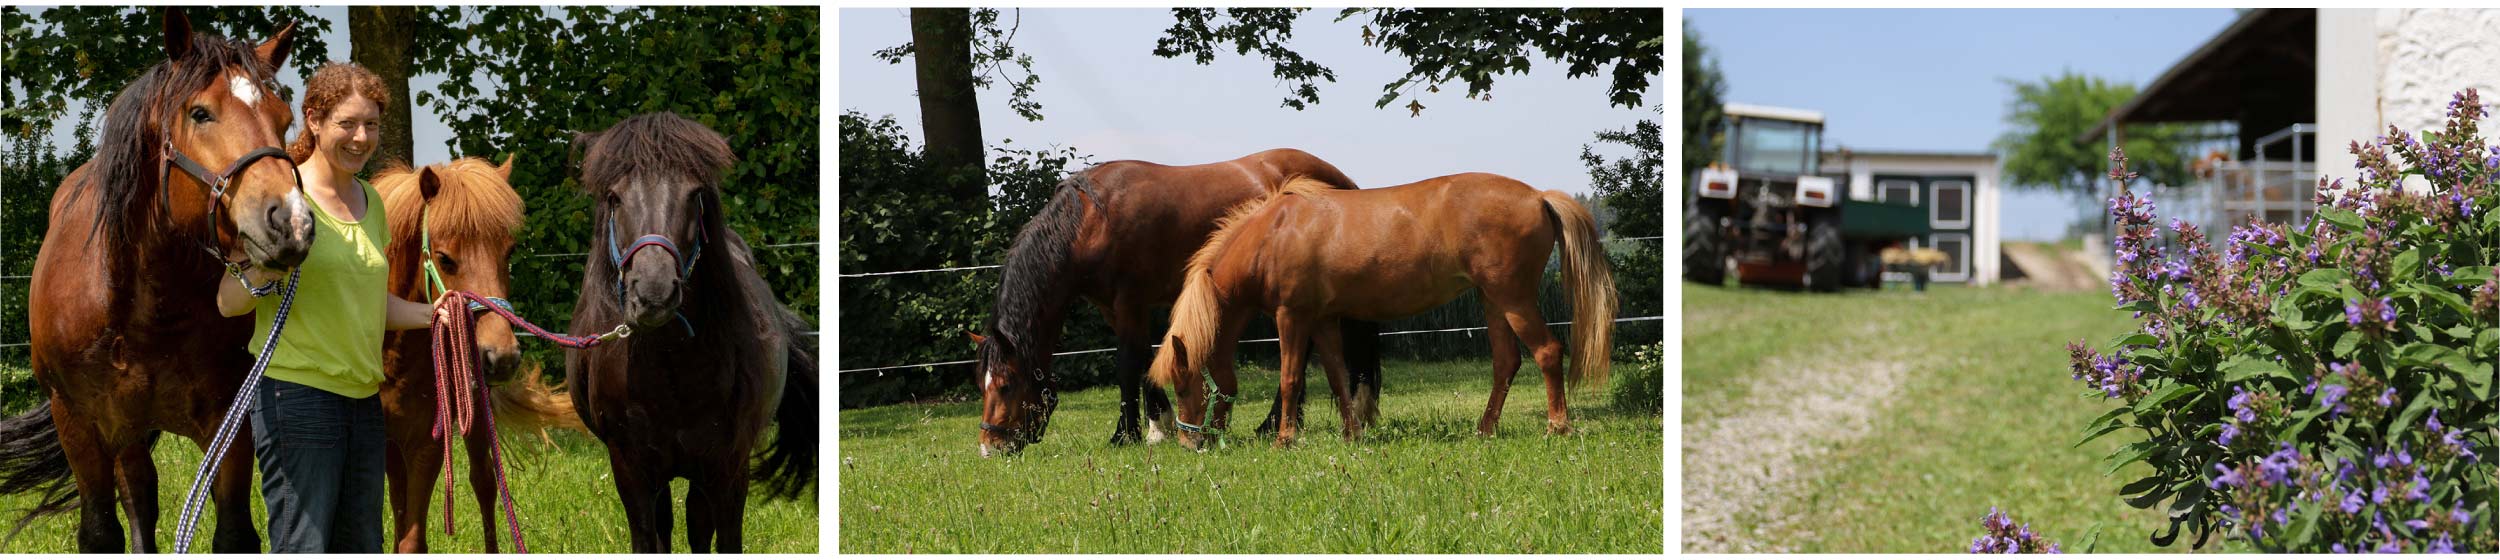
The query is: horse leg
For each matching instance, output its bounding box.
[383,438,423,553]
[1342,319,1384,429]
[393,433,443,553]
[607,452,670,553]
[1500,304,1570,435]
[1475,305,1524,437]
[1309,320,1361,440]
[52,412,123,553]
[700,467,752,553]
[685,480,716,553]
[111,437,157,552]
[1108,299,1150,445]
[1270,309,1315,448]
[1206,314,1250,438]
[207,420,260,552]
[464,426,501,553]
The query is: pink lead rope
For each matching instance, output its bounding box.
[430,290,631,553]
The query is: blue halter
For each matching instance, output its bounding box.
[605,198,706,335]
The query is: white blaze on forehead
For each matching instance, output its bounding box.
[228,75,260,108]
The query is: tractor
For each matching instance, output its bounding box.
[1683,103,1930,291]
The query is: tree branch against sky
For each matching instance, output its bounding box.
[1992,71,2194,194]
[1150,8,1662,116]
[1681,21,1726,181]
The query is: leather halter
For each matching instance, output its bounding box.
[160,136,300,271]
[602,194,707,335]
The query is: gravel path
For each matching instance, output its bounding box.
[1681,339,1910,553]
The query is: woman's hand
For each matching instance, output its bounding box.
[433,293,454,325]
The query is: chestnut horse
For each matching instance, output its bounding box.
[565,113,816,552]
[370,157,582,552]
[973,148,1383,457]
[0,12,308,552]
[1150,173,1617,449]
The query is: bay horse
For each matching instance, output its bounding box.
[972,148,1384,457]
[0,11,308,552]
[565,113,816,553]
[371,157,582,552]
[1149,173,1617,449]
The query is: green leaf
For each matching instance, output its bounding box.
[2319,207,2365,232]
[2297,268,2350,292]
[2118,473,2168,496]
[2221,356,2293,384]
[2396,343,2478,377]
[2108,332,2161,349]
[2133,384,2201,416]
[2392,247,2423,281]
[2104,440,2161,476]
[2333,330,2363,359]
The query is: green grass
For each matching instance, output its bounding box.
[0,422,818,553]
[839,359,1663,553]
[1681,283,2252,553]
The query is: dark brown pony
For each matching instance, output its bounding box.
[0,12,308,553]
[1150,173,1617,449]
[565,113,816,552]
[370,157,581,552]
[972,148,1384,457]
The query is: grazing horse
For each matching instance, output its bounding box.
[0,11,308,552]
[972,148,1384,457]
[370,157,582,552]
[1150,173,1617,449]
[565,113,817,553]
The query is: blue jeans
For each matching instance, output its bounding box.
[248,378,386,553]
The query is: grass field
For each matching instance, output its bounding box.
[838,358,1664,553]
[0,386,819,553]
[1681,283,2253,553]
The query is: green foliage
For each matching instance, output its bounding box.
[2,6,336,144]
[1151,8,1662,114]
[836,112,1092,407]
[871,8,1045,123]
[416,7,821,369]
[1992,72,2195,193]
[1583,115,1665,347]
[2068,93,2497,552]
[1609,342,1663,415]
[1681,21,1726,179]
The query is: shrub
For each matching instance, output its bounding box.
[1969,507,2063,553]
[1608,341,1663,415]
[2065,89,2496,552]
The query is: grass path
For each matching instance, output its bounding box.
[0,421,818,553]
[1680,284,2252,553]
[839,359,1663,553]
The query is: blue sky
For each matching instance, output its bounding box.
[1687,8,2240,240]
[836,8,1663,198]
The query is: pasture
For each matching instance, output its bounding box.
[838,358,1664,553]
[0,376,819,554]
[1680,283,2255,553]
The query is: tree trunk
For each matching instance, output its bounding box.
[909,8,986,204]
[349,6,417,171]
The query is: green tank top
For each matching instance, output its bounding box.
[249,178,389,399]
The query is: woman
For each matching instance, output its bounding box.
[215,61,441,553]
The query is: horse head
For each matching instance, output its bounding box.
[971,329,1057,457]
[575,113,732,331]
[155,9,314,269]
[392,157,527,383]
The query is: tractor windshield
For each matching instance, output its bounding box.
[1732,118,1819,176]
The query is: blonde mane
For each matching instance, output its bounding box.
[373,157,525,248]
[1150,176,1336,388]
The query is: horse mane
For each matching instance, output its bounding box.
[984,173,1096,366]
[373,158,526,249]
[1149,176,1335,388]
[71,31,282,249]
[575,112,735,195]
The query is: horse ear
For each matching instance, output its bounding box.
[255,20,300,74]
[162,8,194,60]
[965,330,987,346]
[496,153,516,180]
[417,167,442,202]
[1168,336,1189,372]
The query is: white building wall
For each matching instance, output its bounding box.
[1830,154,2002,286]
[2318,9,2500,193]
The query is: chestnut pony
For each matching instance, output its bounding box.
[370,157,581,552]
[0,12,309,552]
[565,113,816,552]
[973,148,1384,456]
[1150,173,1617,449]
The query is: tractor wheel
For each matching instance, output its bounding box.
[1805,218,1843,292]
[1683,201,1727,286]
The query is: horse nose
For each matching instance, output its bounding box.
[482,345,520,381]
[261,197,312,267]
[621,273,682,325]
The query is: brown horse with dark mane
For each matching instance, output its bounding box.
[0,11,307,552]
[972,148,1384,457]
[565,113,816,552]
[370,157,581,552]
[1150,173,1616,449]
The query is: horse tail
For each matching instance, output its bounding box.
[489,364,586,445]
[754,307,819,500]
[1539,190,1618,388]
[0,404,77,543]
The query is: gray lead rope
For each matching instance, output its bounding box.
[171,267,300,553]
